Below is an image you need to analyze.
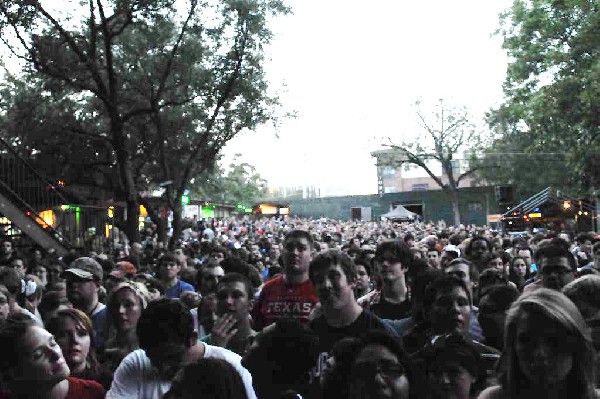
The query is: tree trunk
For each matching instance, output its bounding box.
[112,119,140,242]
[448,189,461,226]
[169,202,183,250]
[139,198,167,244]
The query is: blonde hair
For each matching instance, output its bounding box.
[499,288,596,399]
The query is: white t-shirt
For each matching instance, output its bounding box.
[106,344,257,399]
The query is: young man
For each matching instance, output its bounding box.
[367,240,412,320]
[309,250,394,378]
[159,253,195,299]
[106,299,256,399]
[61,257,107,349]
[252,230,319,330]
[192,261,225,337]
[203,272,256,355]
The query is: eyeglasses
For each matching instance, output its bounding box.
[352,360,405,379]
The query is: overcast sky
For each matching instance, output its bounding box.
[221,0,513,196]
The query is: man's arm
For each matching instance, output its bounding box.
[106,351,142,399]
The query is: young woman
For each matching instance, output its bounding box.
[46,308,100,382]
[478,288,600,399]
[102,281,149,366]
[0,313,104,399]
[507,256,528,291]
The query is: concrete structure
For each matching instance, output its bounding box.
[371,149,484,195]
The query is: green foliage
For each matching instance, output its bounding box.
[192,155,268,205]
[0,0,288,241]
[487,0,599,195]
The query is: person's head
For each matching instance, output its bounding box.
[486,252,506,275]
[445,258,477,295]
[536,244,577,290]
[180,290,201,310]
[477,285,520,350]
[563,275,600,320]
[441,245,461,268]
[510,256,528,279]
[427,248,441,269]
[197,263,225,296]
[354,261,371,295]
[423,332,486,399]
[39,291,72,323]
[465,237,491,262]
[333,331,412,399]
[283,230,315,277]
[516,247,533,266]
[310,250,357,311]
[137,299,196,379]
[164,358,247,399]
[0,314,70,391]
[159,253,182,281]
[592,242,600,268]
[242,318,319,398]
[46,308,96,376]
[424,275,472,335]
[108,281,149,333]
[499,289,595,397]
[403,233,415,248]
[61,257,103,310]
[0,238,13,256]
[0,284,10,320]
[374,240,413,283]
[10,256,27,278]
[31,264,48,287]
[216,273,254,321]
[477,268,509,298]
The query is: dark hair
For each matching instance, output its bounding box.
[422,332,486,396]
[46,308,99,380]
[0,267,21,296]
[354,258,372,276]
[465,236,491,257]
[536,244,577,271]
[0,313,37,374]
[309,249,356,284]
[159,253,180,267]
[242,318,319,399]
[218,272,255,298]
[478,284,520,313]
[446,258,480,283]
[137,299,194,350]
[478,268,509,298]
[164,358,247,399]
[285,230,314,247]
[375,240,413,268]
[423,275,472,312]
[323,330,413,399]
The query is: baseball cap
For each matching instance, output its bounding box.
[443,245,461,258]
[61,257,103,281]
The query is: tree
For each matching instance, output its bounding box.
[381,99,488,226]
[0,0,288,244]
[192,155,268,205]
[487,0,599,196]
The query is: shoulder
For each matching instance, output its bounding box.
[179,280,195,291]
[260,275,284,291]
[67,377,105,399]
[476,385,503,399]
[203,342,243,364]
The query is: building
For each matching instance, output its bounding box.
[371,149,485,195]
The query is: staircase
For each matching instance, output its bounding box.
[0,138,71,256]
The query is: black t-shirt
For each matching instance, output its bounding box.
[370,296,412,320]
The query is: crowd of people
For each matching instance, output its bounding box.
[0,215,599,398]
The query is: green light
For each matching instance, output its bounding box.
[181,195,190,205]
[244,207,253,213]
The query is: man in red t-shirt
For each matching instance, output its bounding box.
[252,230,318,330]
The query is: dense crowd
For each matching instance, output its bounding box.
[0,215,599,399]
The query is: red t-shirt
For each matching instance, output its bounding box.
[252,274,318,330]
[0,377,104,399]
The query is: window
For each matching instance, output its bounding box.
[384,186,397,193]
[411,184,429,191]
[382,167,396,176]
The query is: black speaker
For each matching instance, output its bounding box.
[495,186,514,203]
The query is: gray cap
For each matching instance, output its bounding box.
[61,257,103,281]
[443,245,461,258]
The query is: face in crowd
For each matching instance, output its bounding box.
[312,262,355,311]
[354,264,371,294]
[539,256,575,290]
[49,312,92,375]
[428,285,471,335]
[283,236,314,276]
[349,342,410,399]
